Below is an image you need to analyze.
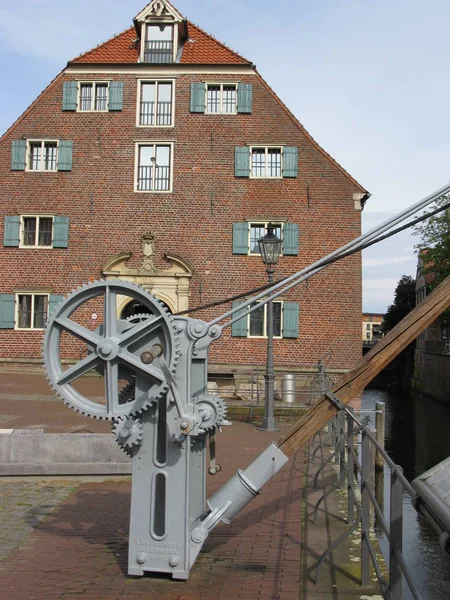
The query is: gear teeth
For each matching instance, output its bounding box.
[43,279,181,421]
[112,416,144,455]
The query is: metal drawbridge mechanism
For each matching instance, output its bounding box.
[43,182,450,579]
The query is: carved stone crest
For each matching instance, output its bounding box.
[141,232,156,272]
[150,1,167,17]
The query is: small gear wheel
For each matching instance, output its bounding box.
[195,395,229,431]
[113,416,144,456]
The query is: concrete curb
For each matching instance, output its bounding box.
[0,429,131,476]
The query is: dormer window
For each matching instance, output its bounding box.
[134,0,188,65]
[144,24,174,63]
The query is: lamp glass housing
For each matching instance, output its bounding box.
[258,225,283,265]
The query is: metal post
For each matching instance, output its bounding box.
[390,466,404,599]
[259,266,277,431]
[347,417,355,523]
[338,411,346,489]
[335,414,340,464]
[375,402,385,471]
[361,429,371,585]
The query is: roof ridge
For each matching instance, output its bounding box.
[68,26,135,64]
[186,20,252,65]
[255,72,367,194]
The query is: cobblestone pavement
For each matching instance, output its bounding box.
[0,422,304,600]
[0,372,383,599]
[0,481,76,562]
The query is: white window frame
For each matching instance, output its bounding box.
[134,142,174,193]
[205,83,238,114]
[14,293,49,330]
[247,300,284,339]
[77,81,109,112]
[136,79,175,128]
[141,21,178,64]
[19,215,54,249]
[247,221,284,257]
[25,140,59,172]
[249,146,284,179]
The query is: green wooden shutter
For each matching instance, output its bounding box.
[48,295,64,319]
[190,83,206,113]
[57,141,73,171]
[283,302,299,338]
[4,216,20,247]
[235,147,250,177]
[11,140,26,171]
[232,223,248,254]
[108,82,124,111]
[0,295,15,329]
[282,147,298,178]
[52,217,69,248]
[62,81,78,111]
[237,83,252,113]
[283,223,299,256]
[231,301,248,337]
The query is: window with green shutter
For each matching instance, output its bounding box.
[282,223,299,256]
[108,82,124,111]
[235,147,250,177]
[231,301,249,337]
[241,146,299,178]
[48,295,64,319]
[11,140,26,171]
[237,83,252,114]
[232,300,299,339]
[282,302,299,338]
[190,83,206,113]
[57,141,73,171]
[4,216,20,247]
[62,81,78,111]
[232,223,249,254]
[52,217,70,248]
[282,147,298,178]
[0,295,15,329]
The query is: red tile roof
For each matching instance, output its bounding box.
[181,22,250,64]
[70,22,251,65]
[70,28,138,64]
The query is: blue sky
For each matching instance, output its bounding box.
[1,0,449,312]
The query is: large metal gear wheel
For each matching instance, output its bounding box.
[43,280,179,420]
[195,395,229,432]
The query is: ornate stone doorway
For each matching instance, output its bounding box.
[102,232,193,316]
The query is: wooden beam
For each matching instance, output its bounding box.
[277,274,450,457]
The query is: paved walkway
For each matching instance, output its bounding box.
[0,372,382,599]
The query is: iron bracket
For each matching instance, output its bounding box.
[325,390,346,412]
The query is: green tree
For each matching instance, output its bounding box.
[381,275,416,387]
[382,275,416,333]
[414,195,450,288]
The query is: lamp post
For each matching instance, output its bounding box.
[258,224,283,431]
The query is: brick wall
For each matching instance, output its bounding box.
[0,68,364,372]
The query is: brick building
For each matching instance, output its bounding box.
[0,0,368,380]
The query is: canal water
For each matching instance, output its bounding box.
[362,387,450,600]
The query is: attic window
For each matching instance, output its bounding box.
[144,24,174,63]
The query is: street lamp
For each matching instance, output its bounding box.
[258,224,283,431]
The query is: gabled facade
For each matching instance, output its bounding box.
[0,0,368,377]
